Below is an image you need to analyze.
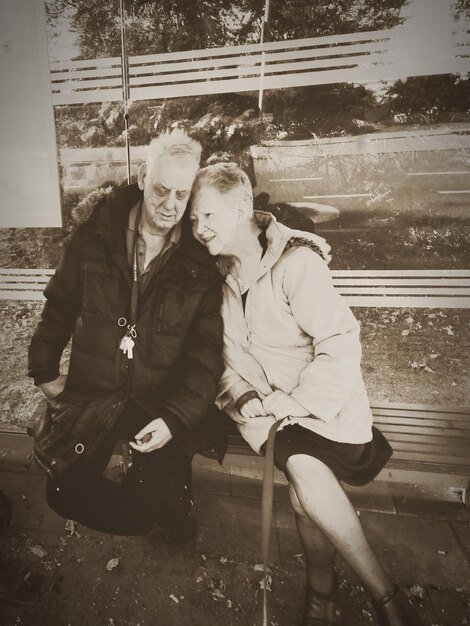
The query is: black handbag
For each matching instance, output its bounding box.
[27,392,123,480]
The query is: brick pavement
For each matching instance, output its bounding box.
[1,432,470,626]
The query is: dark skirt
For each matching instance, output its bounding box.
[272,424,392,487]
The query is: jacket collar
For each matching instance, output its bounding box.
[223,210,331,295]
[93,183,142,249]
[247,210,331,280]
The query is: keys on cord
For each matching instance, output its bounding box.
[117,318,137,360]
[119,334,135,359]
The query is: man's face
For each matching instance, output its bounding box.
[138,154,199,236]
[190,186,242,256]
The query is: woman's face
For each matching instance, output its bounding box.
[190,186,242,256]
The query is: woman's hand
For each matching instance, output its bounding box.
[239,398,268,419]
[262,390,310,420]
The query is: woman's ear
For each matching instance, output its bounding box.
[137,163,146,191]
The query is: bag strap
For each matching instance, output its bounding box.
[261,418,287,626]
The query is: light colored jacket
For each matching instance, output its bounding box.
[217,211,373,454]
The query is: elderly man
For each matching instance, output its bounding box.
[28,130,224,542]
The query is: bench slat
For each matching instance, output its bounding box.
[385,458,470,475]
[372,407,470,417]
[330,270,470,277]
[372,407,470,418]
[0,282,46,290]
[342,296,470,308]
[384,432,470,444]
[378,424,470,436]
[0,276,52,283]
[390,451,470,465]
[332,278,470,286]
[0,269,54,275]
[371,401,470,412]
[375,418,470,429]
[0,291,45,300]
[387,443,470,457]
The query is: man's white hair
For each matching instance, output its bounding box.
[146,129,202,172]
[193,162,254,217]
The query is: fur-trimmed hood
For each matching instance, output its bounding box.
[71,181,120,226]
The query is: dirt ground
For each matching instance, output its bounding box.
[0,300,468,432]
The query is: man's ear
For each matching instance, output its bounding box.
[137,163,146,191]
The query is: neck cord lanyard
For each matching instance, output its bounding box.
[118,199,143,359]
[130,199,143,326]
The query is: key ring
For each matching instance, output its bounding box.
[127,324,137,339]
[118,317,127,327]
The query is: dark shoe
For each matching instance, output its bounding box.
[374,586,423,626]
[299,582,343,625]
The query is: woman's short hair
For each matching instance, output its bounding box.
[193,162,253,216]
[146,129,202,171]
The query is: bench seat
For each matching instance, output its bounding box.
[25,400,470,506]
[222,402,470,506]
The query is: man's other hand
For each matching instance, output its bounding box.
[129,418,173,453]
[39,374,67,400]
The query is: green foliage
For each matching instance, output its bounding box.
[264,84,379,137]
[385,75,470,124]
[455,0,470,20]
[54,94,264,162]
[46,0,264,57]
[46,0,407,58]
[48,1,469,150]
[266,0,405,41]
[54,104,101,147]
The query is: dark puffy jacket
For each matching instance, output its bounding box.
[28,184,224,460]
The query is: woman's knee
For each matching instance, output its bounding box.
[286,454,334,484]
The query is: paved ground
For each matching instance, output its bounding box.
[1,433,470,626]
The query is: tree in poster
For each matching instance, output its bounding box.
[46,0,407,57]
[384,74,470,124]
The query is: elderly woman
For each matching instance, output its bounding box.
[189,162,423,626]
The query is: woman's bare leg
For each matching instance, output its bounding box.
[286,453,394,602]
[290,483,337,595]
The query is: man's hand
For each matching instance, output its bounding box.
[262,390,310,420]
[39,374,67,400]
[239,397,268,419]
[129,418,173,453]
